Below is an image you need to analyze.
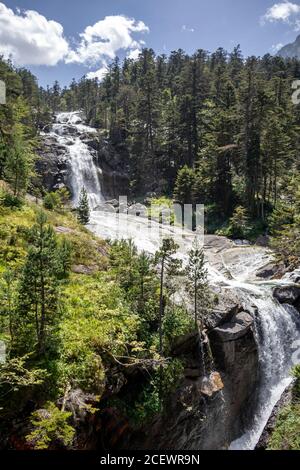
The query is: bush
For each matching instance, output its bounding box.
[26,402,75,450]
[43,192,62,211]
[0,192,23,209]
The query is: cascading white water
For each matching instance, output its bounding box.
[44,111,300,450]
[48,111,104,208]
[229,288,300,449]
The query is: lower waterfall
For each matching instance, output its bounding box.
[229,291,300,449]
[45,111,300,450]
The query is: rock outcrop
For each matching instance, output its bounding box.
[123,293,258,450]
[277,35,300,59]
[36,124,130,199]
[36,136,70,191]
[273,286,300,306]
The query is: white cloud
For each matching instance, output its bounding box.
[66,15,149,66]
[127,48,141,60]
[0,4,149,80]
[271,42,284,52]
[262,1,300,25]
[86,65,108,81]
[0,2,69,66]
[181,24,195,33]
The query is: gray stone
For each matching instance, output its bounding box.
[256,262,281,279]
[273,286,300,305]
[72,264,97,275]
[212,312,253,342]
[256,235,270,247]
[206,290,241,330]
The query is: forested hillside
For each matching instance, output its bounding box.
[1,48,299,265]
[0,47,300,450]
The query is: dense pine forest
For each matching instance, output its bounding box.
[0,47,300,451]
[2,47,299,260]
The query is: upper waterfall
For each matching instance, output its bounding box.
[48,111,104,208]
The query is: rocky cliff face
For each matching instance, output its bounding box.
[122,291,258,450]
[277,35,300,59]
[36,129,129,199]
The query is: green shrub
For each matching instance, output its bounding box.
[0,192,23,209]
[267,404,300,450]
[43,192,61,211]
[26,402,75,450]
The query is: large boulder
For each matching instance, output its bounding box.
[273,286,300,305]
[210,311,254,342]
[206,290,241,329]
[256,262,284,279]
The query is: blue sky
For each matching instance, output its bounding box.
[1,0,300,87]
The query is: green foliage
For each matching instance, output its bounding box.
[77,187,90,225]
[57,237,72,279]
[129,358,184,424]
[0,191,23,209]
[43,189,70,212]
[155,238,182,355]
[162,306,194,352]
[26,402,75,450]
[218,206,250,239]
[174,166,195,205]
[267,404,300,450]
[267,366,300,450]
[147,197,175,225]
[292,365,300,401]
[186,239,210,327]
[43,192,62,211]
[14,211,68,356]
[0,355,47,413]
[269,179,300,267]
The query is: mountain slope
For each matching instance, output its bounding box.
[277,35,300,58]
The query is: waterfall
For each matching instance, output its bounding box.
[43,111,300,450]
[229,290,300,449]
[48,111,104,208]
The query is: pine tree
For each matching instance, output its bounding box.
[15,212,61,355]
[229,206,249,239]
[57,237,72,279]
[155,238,181,355]
[173,166,195,205]
[186,239,208,328]
[77,187,90,225]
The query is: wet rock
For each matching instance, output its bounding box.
[256,262,283,279]
[35,136,70,192]
[106,199,119,208]
[206,290,241,329]
[211,312,254,342]
[94,203,117,213]
[199,372,224,397]
[283,269,300,284]
[233,239,251,246]
[128,203,148,217]
[273,286,300,305]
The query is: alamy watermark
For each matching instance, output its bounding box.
[0,340,6,363]
[292,80,300,105]
[89,196,205,250]
[0,80,6,105]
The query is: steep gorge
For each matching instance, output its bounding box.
[36,112,300,450]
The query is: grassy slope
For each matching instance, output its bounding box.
[0,201,141,401]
